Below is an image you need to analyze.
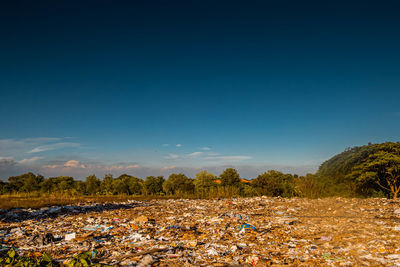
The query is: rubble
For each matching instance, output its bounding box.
[0,197,399,266]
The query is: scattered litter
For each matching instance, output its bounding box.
[0,197,399,266]
[65,233,76,241]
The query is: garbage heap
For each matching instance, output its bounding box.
[0,197,399,266]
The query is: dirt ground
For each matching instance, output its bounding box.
[1,197,399,266]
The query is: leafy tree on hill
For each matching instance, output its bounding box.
[318,142,400,198]
[348,148,400,198]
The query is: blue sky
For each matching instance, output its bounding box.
[1,0,400,180]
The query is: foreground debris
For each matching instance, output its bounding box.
[0,197,399,266]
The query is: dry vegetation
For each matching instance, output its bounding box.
[0,194,185,210]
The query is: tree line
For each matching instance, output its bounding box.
[1,141,399,198]
[0,168,306,198]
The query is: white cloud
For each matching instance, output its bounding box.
[205,155,252,162]
[125,164,140,169]
[106,164,140,171]
[188,151,203,157]
[64,160,86,168]
[28,142,80,153]
[18,157,43,165]
[176,144,182,147]
[43,164,59,169]
[200,147,211,151]
[165,153,179,159]
[161,165,176,171]
[21,137,61,143]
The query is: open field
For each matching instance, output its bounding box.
[0,197,400,266]
[0,195,190,210]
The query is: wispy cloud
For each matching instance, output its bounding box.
[105,164,140,171]
[161,165,176,171]
[18,157,43,165]
[176,144,182,147]
[21,137,62,143]
[165,153,179,159]
[28,142,80,153]
[200,147,211,151]
[64,160,86,168]
[188,151,203,157]
[162,144,169,147]
[205,155,252,162]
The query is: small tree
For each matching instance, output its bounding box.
[219,168,241,196]
[349,150,400,199]
[163,173,193,195]
[219,168,241,187]
[74,181,87,195]
[194,171,216,197]
[252,170,295,197]
[127,176,144,195]
[144,176,165,195]
[101,174,114,195]
[56,176,74,193]
[85,175,100,195]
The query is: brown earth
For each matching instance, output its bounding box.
[1,197,399,266]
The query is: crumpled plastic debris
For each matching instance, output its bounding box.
[0,197,399,266]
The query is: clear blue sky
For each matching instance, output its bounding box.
[1,0,399,179]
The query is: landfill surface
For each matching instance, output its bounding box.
[0,197,400,266]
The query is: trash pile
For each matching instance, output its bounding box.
[0,197,399,266]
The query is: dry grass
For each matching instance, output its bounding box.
[0,194,188,210]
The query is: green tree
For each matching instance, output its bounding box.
[219,168,241,187]
[74,181,86,195]
[85,175,100,195]
[112,178,129,195]
[0,181,12,194]
[111,174,144,195]
[57,176,74,193]
[126,176,144,195]
[163,173,194,195]
[40,178,56,194]
[219,168,241,196]
[8,175,25,192]
[318,141,400,198]
[348,149,400,198]
[144,176,165,195]
[8,173,44,193]
[194,171,216,197]
[101,174,114,195]
[252,170,296,197]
